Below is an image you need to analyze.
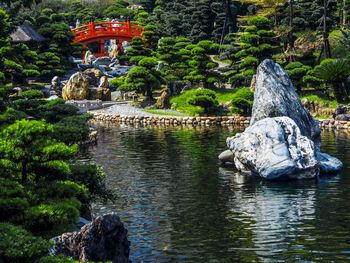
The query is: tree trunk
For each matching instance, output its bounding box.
[146,85,153,101]
[333,82,347,103]
[22,161,27,183]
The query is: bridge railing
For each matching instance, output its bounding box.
[71,21,144,43]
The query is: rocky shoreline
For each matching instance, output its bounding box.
[90,111,350,130]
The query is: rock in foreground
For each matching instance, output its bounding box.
[221,59,342,180]
[54,214,130,263]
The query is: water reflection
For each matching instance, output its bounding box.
[83,123,350,262]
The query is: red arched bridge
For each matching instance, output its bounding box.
[71,21,144,57]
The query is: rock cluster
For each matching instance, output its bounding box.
[53,214,130,263]
[220,59,342,180]
[92,112,250,126]
[62,70,111,101]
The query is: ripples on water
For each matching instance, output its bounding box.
[82,123,350,263]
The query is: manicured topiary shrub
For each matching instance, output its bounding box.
[20,90,44,100]
[231,88,254,116]
[186,88,219,114]
[26,198,81,234]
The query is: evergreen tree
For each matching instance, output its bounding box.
[228,15,278,86]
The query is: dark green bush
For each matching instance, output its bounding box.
[70,163,115,202]
[231,88,254,116]
[0,223,50,263]
[40,103,80,123]
[0,178,29,222]
[52,114,91,145]
[186,88,219,114]
[36,181,89,204]
[247,16,270,28]
[26,198,80,234]
[20,90,44,100]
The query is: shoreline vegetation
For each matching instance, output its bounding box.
[0,0,350,261]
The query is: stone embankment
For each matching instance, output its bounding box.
[319,119,350,130]
[91,111,250,126]
[91,111,350,130]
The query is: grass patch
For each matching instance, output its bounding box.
[170,88,242,116]
[301,94,338,108]
[215,89,242,104]
[142,109,186,116]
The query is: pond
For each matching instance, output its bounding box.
[82,122,350,263]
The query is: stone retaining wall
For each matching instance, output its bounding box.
[319,119,350,130]
[91,112,250,126]
[91,112,350,130]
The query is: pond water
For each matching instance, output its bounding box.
[82,122,350,263]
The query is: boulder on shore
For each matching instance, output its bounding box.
[156,88,170,109]
[62,72,89,100]
[220,59,342,180]
[53,214,130,263]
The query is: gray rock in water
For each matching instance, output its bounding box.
[221,59,343,179]
[218,150,235,164]
[251,59,321,148]
[227,117,319,180]
[316,152,343,174]
[54,213,130,263]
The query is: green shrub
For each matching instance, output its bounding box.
[52,114,91,145]
[248,16,270,28]
[285,62,312,91]
[20,89,44,99]
[240,56,259,68]
[186,88,219,114]
[240,33,259,44]
[0,178,29,222]
[26,198,81,233]
[40,104,80,123]
[37,181,89,203]
[0,223,50,263]
[69,163,115,202]
[231,88,254,116]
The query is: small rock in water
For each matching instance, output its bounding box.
[218,150,235,164]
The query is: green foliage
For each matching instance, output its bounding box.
[171,88,220,116]
[301,94,338,109]
[20,89,44,100]
[52,114,91,145]
[122,56,162,99]
[305,59,350,102]
[285,62,311,91]
[225,15,278,87]
[247,16,270,28]
[0,120,77,183]
[0,223,50,263]
[187,88,219,114]
[27,198,80,234]
[0,178,29,222]
[69,163,115,202]
[230,88,254,116]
